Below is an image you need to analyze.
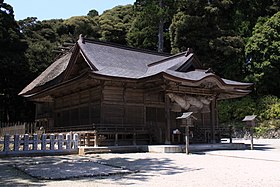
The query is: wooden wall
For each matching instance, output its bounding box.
[53,86,101,128]
[101,85,145,125]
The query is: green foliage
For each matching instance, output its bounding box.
[99,5,134,45]
[87,9,99,17]
[255,119,280,137]
[169,0,246,80]
[127,0,177,51]
[218,96,257,123]
[18,18,62,74]
[219,95,280,123]
[245,12,280,96]
[0,2,33,122]
[170,0,279,81]
[218,95,280,136]
[257,96,280,120]
[64,16,100,39]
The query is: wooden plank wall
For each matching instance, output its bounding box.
[102,86,145,125]
[53,86,101,127]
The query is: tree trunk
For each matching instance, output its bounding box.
[158,0,164,52]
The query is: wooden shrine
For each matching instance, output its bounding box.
[19,36,253,146]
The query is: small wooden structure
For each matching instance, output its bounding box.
[19,36,253,147]
[242,115,257,150]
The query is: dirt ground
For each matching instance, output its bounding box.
[0,139,280,187]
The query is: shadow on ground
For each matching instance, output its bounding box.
[85,154,202,185]
[0,154,202,186]
[245,143,275,151]
[0,164,45,186]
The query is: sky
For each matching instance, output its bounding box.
[5,0,136,20]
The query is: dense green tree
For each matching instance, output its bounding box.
[170,0,245,79]
[233,0,279,38]
[64,16,100,40]
[127,0,177,52]
[170,0,279,80]
[245,12,280,96]
[87,9,99,17]
[0,1,33,122]
[99,5,134,45]
[218,96,257,124]
[18,18,62,74]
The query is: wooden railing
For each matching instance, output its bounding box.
[46,124,150,147]
[0,122,36,135]
[48,124,149,134]
[0,133,79,156]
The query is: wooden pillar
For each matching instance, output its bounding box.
[133,133,136,145]
[210,97,217,143]
[229,126,233,143]
[89,89,92,125]
[115,133,118,146]
[185,125,190,154]
[100,81,105,124]
[165,94,171,144]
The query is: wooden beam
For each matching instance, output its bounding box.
[164,94,171,144]
[100,81,105,124]
[210,96,217,143]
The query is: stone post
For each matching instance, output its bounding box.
[94,132,98,147]
[66,133,71,149]
[58,134,63,150]
[73,133,78,149]
[41,134,47,150]
[50,134,55,150]
[23,134,29,151]
[4,134,10,152]
[33,134,38,150]
[14,134,20,151]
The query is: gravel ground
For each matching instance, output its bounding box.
[0,139,280,187]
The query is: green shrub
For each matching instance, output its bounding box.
[218,95,280,138]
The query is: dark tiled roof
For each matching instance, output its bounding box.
[144,53,190,77]
[78,39,169,73]
[20,37,253,96]
[94,67,145,79]
[164,69,211,81]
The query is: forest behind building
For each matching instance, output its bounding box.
[0,0,279,136]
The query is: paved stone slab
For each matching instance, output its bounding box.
[14,160,135,180]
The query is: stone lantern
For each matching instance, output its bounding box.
[176,112,197,154]
[242,115,257,150]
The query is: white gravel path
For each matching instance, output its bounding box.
[0,139,280,187]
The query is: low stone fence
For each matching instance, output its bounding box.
[0,133,79,157]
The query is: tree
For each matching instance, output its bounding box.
[0,1,32,122]
[127,0,177,52]
[170,0,245,79]
[233,0,279,38]
[87,9,99,17]
[63,16,100,40]
[18,18,62,74]
[245,12,280,96]
[99,5,134,45]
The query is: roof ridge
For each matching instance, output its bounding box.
[147,52,188,67]
[82,38,171,57]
